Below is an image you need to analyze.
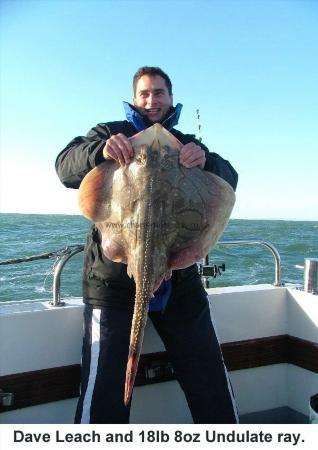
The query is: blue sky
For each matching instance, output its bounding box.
[1,0,317,219]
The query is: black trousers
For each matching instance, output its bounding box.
[75,287,238,424]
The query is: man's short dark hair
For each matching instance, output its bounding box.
[133,66,173,95]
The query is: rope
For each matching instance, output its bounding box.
[0,251,56,265]
[0,245,82,266]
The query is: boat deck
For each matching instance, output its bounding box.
[0,284,317,424]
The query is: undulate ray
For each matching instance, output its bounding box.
[78,123,235,405]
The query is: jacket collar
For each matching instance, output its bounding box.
[123,101,182,132]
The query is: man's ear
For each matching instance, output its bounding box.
[133,97,136,106]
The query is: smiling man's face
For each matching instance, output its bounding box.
[133,74,173,123]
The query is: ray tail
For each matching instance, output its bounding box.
[124,347,140,406]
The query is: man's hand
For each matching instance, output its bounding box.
[179,142,206,169]
[103,133,134,166]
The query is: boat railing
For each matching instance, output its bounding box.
[51,245,85,307]
[51,239,282,307]
[200,239,281,289]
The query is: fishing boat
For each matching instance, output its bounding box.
[0,241,317,424]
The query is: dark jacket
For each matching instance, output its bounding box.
[55,105,238,308]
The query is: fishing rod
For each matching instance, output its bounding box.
[196,108,202,143]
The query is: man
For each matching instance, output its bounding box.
[56,66,238,424]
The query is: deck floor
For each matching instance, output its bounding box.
[240,407,308,424]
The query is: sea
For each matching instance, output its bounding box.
[0,213,317,303]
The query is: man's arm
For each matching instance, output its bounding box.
[55,124,110,189]
[56,125,238,192]
[201,143,238,192]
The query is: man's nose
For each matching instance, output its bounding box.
[147,93,156,105]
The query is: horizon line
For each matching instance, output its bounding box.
[0,211,317,222]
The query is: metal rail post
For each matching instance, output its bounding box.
[51,245,84,307]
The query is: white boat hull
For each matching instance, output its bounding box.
[0,284,317,424]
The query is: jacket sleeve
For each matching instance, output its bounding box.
[201,143,238,192]
[181,133,238,192]
[55,123,110,189]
